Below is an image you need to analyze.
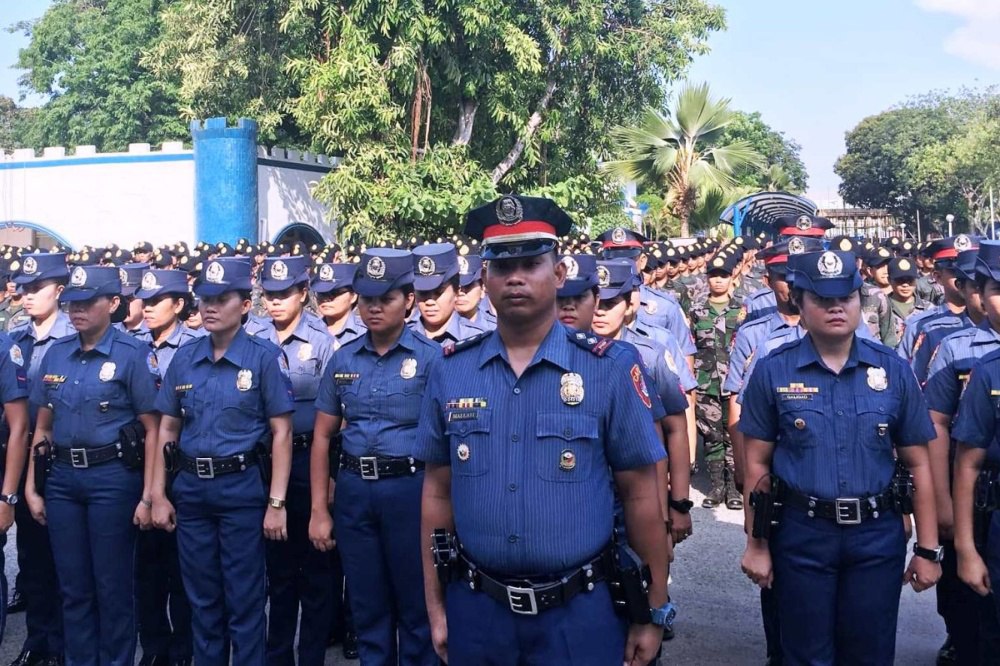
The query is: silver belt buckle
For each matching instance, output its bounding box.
[70,448,89,469]
[359,456,379,480]
[506,585,538,615]
[195,457,215,479]
[835,498,861,525]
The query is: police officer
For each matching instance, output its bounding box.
[133,269,205,666]
[253,255,336,666]
[116,263,151,336]
[416,195,672,664]
[886,257,931,349]
[150,257,294,666]
[9,252,75,666]
[23,265,160,666]
[309,248,440,665]
[455,255,494,330]
[311,263,366,349]
[410,243,488,343]
[740,249,942,664]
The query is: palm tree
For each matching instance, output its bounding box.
[765,164,800,194]
[604,82,764,237]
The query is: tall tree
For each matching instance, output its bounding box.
[13,0,186,151]
[604,82,763,237]
[718,111,807,193]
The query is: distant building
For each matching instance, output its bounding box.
[819,207,902,239]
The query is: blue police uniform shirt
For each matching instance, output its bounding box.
[740,335,935,499]
[909,312,973,384]
[742,288,777,324]
[0,334,29,405]
[32,326,159,447]
[897,305,951,361]
[478,299,497,329]
[12,311,77,420]
[409,311,488,345]
[953,351,1000,464]
[620,327,692,413]
[724,312,793,395]
[135,323,206,383]
[332,311,367,351]
[923,323,1000,417]
[154,328,294,458]
[243,312,272,336]
[413,323,665,575]
[628,319,697,390]
[635,286,696,356]
[249,315,333,434]
[115,320,150,337]
[315,326,439,458]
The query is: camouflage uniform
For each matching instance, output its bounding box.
[886,296,932,350]
[859,282,892,345]
[916,273,944,306]
[658,278,690,312]
[5,301,29,331]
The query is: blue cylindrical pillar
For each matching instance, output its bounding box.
[191,117,258,244]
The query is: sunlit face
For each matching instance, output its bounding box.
[416,283,458,328]
[484,253,565,325]
[143,294,185,330]
[456,280,484,317]
[68,295,118,336]
[592,295,629,338]
[263,286,308,326]
[707,271,732,297]
[22,280,63,318]
[981,278,1000,332]
[358,289,414,335]
[797,290,861,340]
[890,277,915,302]
[557,290,597,331]
[199,291,251,333]
[870,264,890,288]
[316,288,356,321]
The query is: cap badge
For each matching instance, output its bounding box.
[817,251,843,277]
[22,257,37,275]
[597,265,611,288]
[796,215,813,230]
[118,268,128,284]
[955,234,972,252]
[611,227,628,244]
[318,264,335,282]
[457,256,469,274]
[560,372,584,406]
[70,267,87,287]
[712,257,724,268]
[867,367,888,391]
[898,259,911,271]
[838,238,853,251]
[366,256,386,280]
[270,260,288,281]
[236,368,253,391]
[417,256,436,276]
[400,357,417,379]
[563,256,579,280]
[495,196,524,226]
[205,262,225,284]
[141,272,159,290]
[788,237,806,254]
[559,449,577,471]
[99,362,116,382]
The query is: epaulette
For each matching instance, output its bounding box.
[568,330,614,356]
[443,330,491,357]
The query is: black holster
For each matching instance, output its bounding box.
[891,461,915,515]
[749,475,783,539]
[32,439,51,498]
[163,441,180,476]
[974,466,1000,549]
[431,529,459,589]
[607,536,652,624]
[256,437,273,487]
[329,433,343,481]
[118,421,145,470]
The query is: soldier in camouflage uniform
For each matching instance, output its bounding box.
[916,245,946,306]
[886,257,932,349]
[689,251,744,509]
[656,246,691,311]
[860,247,893,344]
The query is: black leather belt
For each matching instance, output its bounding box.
[292,432,313,450]
[779,484,895,525]
[455,546,613,615]
[340,452,423,480]
[179,449,259,479]
[53,442,123,469]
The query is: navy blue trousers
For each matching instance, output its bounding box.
[46,461,142,666]
[334,470,435,666]
[174,470,267,666]
[446,579,627,665]
[266,448,334,666]
[771,507,906,666]
[135,527,192,661]
[989,513,1000,627]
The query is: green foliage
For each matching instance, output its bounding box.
[13,0,186,151]
[718,111,807,192]
[0,96,36,151]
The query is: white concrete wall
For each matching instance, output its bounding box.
[257,147,337,242]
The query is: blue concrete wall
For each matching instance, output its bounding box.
[191,117,259,244]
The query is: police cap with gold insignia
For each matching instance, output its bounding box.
[773,214,834,238]
[61,265,122,302]
[864,246,893,268]
[706,252,740,276]
[311,263,357,294]
[557,254,598,298]
[597,226,647,259]
[412,243,460,291]
[194,257,253,297]
[888,257,917,282]
[464,195,573,260]
[828,235,856,253]
[596,259,636,300]
[787,251,862,298]
[14,252,70,285]
[135,269,190,300]
[261,256,309,292]
[458,255,483,288]
[119,262,149,297]
[354,249,414,297]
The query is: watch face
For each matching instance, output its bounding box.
[3,495,16,505]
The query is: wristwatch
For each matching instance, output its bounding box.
[650,601,677,627]
[0,494,19,506]
[668,498,694,514]
[268,497,286,509]
[912,543,944,563]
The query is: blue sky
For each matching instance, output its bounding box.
[3,0,1000,205]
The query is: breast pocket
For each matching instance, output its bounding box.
[178,390,196,425]
[445,409,491,477]
[220,390,261,434]
[535,412,599,482]
[855,395,899,453]
[387,376,424,424]
[776,400,824,449]
[93,383,121,424]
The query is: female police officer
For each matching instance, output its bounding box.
[24,265,160,666]
[308,248,440,665]
[740,249,942,665]
[150,257,294,666]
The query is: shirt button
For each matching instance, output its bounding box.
[508,483,517,491]
[511,434,519,442]
[563,427,573,437]
[377,361,383,367]
[371,387,378,393]
[81,360,87,365]
[837,410,843,416]
[508,535,519,543]
[74,380,79,385]
[513,387,521,395]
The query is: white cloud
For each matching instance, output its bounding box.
[917,0,1000,70]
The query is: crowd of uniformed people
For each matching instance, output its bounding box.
[0,195,993,665]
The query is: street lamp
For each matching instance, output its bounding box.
[946,213,955,237]
[899,222,906,239]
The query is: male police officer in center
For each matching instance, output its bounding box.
[415,195,672,665]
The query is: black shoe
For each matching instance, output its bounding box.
[138,656,170,666]
[342,632,359,660]
[170,659,192,666]
[40,658,63,666]
[937,636,957,666]
[6,589,25,614]
[327,629,343,647]
[662,624,674,641]
[9,650,48,666]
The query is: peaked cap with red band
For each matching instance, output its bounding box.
[773,214,834,238]
[465,195,573,260]
[928,234,978,263]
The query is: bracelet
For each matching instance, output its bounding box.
[140,498,153,508]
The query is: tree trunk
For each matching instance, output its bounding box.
[452,98,479,146]
[491,77,557,185]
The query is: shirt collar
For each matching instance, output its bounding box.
[71,324,116,357]
[796,334,878,371]
[192,327,252,366]
[477,321,571,372]
[362,325,417,355]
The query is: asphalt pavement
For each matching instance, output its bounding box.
[0,475,944,664]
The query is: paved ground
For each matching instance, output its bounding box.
[0,473,944,664]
